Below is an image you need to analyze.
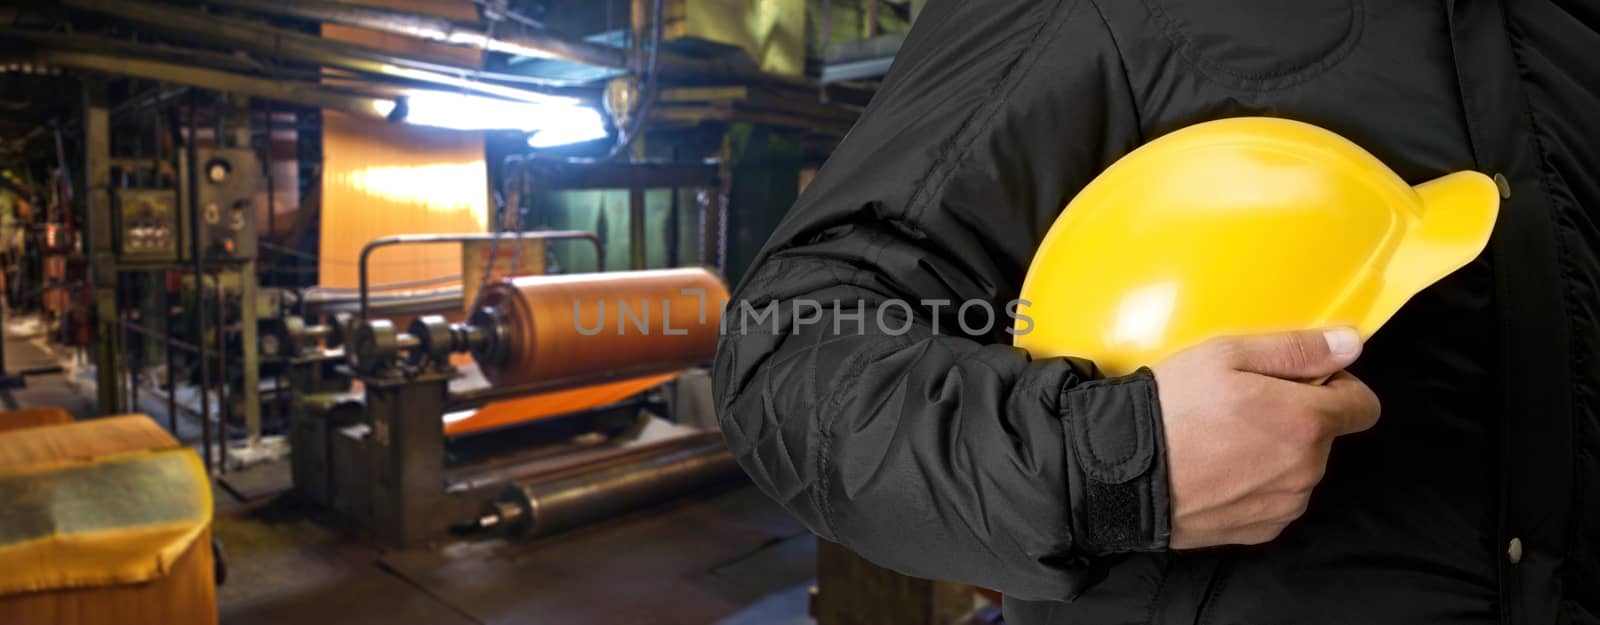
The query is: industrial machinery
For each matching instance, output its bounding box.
[259,310,354,402]
[114,188,183,262]
[98,136,272,474]
[462,431,736,539]
[289,266,743,547]
[353,269,724,385]
[113,148,259,266]
[184,148,260,262]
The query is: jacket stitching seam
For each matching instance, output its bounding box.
[1085,0,1147,141]
[757,295,913,378]
[906,0,1079,222]
[720,342,742,438]
[1140,0,1365,92]
[933,0,1081,218]
[809,325,836,538]
[814,330,917,538]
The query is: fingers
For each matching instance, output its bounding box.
[1310,370,1382,436]
[1215,328,1363,380]
[1245,369,1381,439]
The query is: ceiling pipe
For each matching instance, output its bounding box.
[34,50,392,120]
[199,0,783,85]
[63,0,591,95]
[204,0,631,70]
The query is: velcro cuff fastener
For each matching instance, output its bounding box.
[1060,368,1171,555]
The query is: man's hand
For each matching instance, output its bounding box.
[1154,328,1381,549]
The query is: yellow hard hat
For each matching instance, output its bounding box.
[1014,117,1500,376]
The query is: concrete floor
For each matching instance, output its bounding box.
[3,317,820,625]
[0,317,95,417]
[213,486,817,625]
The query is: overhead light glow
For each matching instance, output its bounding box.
[395,90,605,137]
[380,68,574,104]
[391,25,558,60]
[527,107,609,148]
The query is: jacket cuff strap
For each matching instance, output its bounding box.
[1059,367,1171,555]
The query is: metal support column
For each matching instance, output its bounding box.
[241,262,261,447]
[164,278,177,432]
[629,186,647,270]
[228,102,263,450]
[186,90,213,474]
[227,103,264,457]
[364,369,452,548]
[215,271,229,473]
[667,186,680,267]
[85,79,125,415]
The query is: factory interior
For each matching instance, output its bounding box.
[0,1,1002,623]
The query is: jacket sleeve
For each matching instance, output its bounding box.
[712,0,1168,602]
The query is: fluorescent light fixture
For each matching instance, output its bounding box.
[388,90,607,141]
[379,66,573,105]
[527,107,609,148]
[371,99,398,118]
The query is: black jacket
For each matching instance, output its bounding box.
[712,0,1599,622]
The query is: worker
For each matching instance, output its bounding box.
[712,1,1598,623]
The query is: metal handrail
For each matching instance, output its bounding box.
[357,230,603,319]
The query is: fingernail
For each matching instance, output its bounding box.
[1323,328,1362,358]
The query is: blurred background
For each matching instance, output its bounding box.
[0,1,1003,624]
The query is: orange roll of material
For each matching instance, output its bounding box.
[443,372,679,437]
[470,268,728,388]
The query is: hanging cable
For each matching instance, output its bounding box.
[527,0,662,164]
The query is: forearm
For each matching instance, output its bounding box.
[714,258,1169,600]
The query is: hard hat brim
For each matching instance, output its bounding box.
[1359,171,1501,337]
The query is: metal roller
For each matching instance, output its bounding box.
[468,268,728,386]
[325,312,355,350]
[348,267,727,390]
[461,437,744,537]
[261,316,336,358]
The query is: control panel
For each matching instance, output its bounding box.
[115,188,183,262]
[185,148,259,262]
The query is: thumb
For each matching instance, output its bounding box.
[1218,328,1362,380]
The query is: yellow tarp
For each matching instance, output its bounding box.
[0,417,211,595]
